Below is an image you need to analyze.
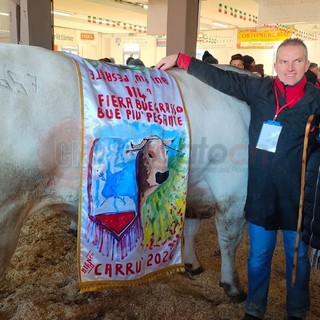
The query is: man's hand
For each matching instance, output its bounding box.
[155,54,179,70]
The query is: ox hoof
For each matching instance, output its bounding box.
[68,228,77,237]
[184,263,204,276]
[219,281,247,303]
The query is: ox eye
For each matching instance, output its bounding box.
[148,152,154,158]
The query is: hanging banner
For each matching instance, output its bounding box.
[237,27,291,48]
[218,2,258,24]
[197,29,235,49]
[66,54,190,293]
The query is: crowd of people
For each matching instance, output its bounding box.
[99,51,319,88]
[155,38,320,320]
[201,50,266,77]
[99,55,146,67]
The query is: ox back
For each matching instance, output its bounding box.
[0,43,250,300]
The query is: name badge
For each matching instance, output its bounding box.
[256,120,282,153]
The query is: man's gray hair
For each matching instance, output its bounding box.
[276,37,308,60]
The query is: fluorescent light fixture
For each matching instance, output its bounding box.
[211,22,229,28]
[52,11,72,17]
[0,12,9,16]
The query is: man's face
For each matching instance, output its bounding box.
[230,59,244,69]
[274,44,310,86]
[310,65,319,76]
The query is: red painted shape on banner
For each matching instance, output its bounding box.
[95,211,136,234]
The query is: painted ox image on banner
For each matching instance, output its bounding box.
[0,43,250,301]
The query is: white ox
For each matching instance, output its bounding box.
[0,43,250,301]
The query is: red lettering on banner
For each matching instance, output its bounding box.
[90,69,129,82]
[95,261,143,277]
[81,250,95,274]
[116,264,125,275]
[95,263,102,275]
[125,86,146,99]
[126,109,142,120]
[97,107,121,119]
[146,112,183,127]
[135,99,153,111]
[134,74,149,84]
[97,94,133,109]
[150,76,169,85]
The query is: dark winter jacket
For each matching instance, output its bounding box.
[186,58,320,230]
[302,145,320,248]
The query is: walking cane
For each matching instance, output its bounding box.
[292,114,314,286]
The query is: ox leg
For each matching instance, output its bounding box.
[68,218,78,236]
[183,217,203,274]
[215,212,247,302]
[0,202,28,276]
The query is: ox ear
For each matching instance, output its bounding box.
[130,139,148,151]
[126,139,147,155]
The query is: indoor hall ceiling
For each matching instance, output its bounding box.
[52,0,320,37]
[53,0,261,33]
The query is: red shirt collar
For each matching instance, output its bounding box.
[274,76,307,108]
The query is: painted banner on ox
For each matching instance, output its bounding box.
[68,54,190,293]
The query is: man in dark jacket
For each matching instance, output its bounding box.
[156,38,320,320]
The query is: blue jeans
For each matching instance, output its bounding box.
[245,223,310,319]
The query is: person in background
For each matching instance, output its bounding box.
[99,57,112,63]
[243,55,256,71]
[128,58,145,67]
[126,55,134,65]
[305,62,320,87]
[230,53,244,69]
[155,38,320,320]
[251,64,265,78]
[243,54,265,77]
[202,50,219,64]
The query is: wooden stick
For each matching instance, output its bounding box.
[292,114,315,286]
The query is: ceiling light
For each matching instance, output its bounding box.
[211,22,229,28]
[0,12,9,16]
[114,1,148,10]
[52,11,72,17]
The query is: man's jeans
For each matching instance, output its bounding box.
[245,222,310,319]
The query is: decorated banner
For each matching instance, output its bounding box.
[237,27,291,49]
[237,25,316,48]
[67,54,190,293]
[218,2,258,24]
[87,15,147,33]
[197,29,235,48]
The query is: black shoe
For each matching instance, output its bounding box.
[242,313,261,320]
[287,317,303,320]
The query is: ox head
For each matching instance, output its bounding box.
[127,135,173,204]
